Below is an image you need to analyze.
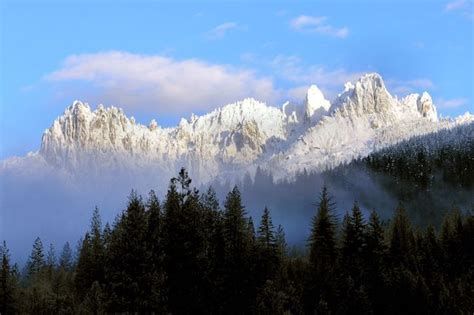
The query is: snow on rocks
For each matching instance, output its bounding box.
[3,73,472,185]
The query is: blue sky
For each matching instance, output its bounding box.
[1,0,473,159]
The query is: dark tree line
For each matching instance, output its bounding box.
[366,122,474,189]
[1,168,473,314]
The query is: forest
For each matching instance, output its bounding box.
[1,167,473,314]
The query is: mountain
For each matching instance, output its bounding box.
[2,73,472,186]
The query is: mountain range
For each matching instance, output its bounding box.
[2,72,472,187]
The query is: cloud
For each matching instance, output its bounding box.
[436,97,469,108]
[385,78,435,96]
[267,55,363,99]
[444,0,473,19]
[445,0,467,11]
[290,15,348,38]
[205,22,239,40]
[44,51,280,114]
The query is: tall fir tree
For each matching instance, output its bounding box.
[222,186,254,314]
[27,237,45,279]
[45,243,56,280]
[59,242,73,272]
[0,241,15,314]
[75,207,106,301]
[256,207,280,288]
[341,202,366,280]
[306,186,338,313]
[105,191,151,312]
[145,189,165,311]
[257,207,276,249]
[389,203,415,267]
[200,186,226,313]
[275,224,287,258]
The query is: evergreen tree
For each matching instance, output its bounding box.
[386,204,420,313]
[275,224,287,257]
[222,186,254,314]
[389,204,415,267]
[341,202,366,280]
[59,242,73,271]
[201,186,226,313]
[257,207,276,249]
[80,281,104,314]
[309,186,337,270]
[105,191,150,312]
[146,189,161,260]
[145,189,165,311]
[75,233,93,299]
[256,207,280,286]
[0,241,16,314]
[75,207,106,300]
[89,207,105,284]
[27,237,45,278]
[45,243,56,280]
[306,186,338,312]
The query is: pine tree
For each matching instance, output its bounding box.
[59,242,73,271]
[222,186,254,314]
[27,237,45,278]
[256,207,280,288]
[309,186,337,271]
[80,281,104,314]
[105,191,150,312]
[162,168,208,313]
[389,204,415,267]
[341,202,366,279]
[0,241,15,314]
[90,207,105,284]
[75,207,106,300]
[257,207,276,249]
[145,189,165,312]
[386,204,421,313]
[45,243,56,280]
[306,186,338,312]
[147,189,161,258]
[201,186,226,313]
[75,233,93,299]
[275,224,287,257]
[103,223,112,249]
[362,211,387,314]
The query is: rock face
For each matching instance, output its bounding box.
[417,92,438,122]
[6,72,473,185]
[304,85,331,123]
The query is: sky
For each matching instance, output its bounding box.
[1,0,473,159]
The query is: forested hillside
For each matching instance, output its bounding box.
[1,169,473,314]
[210,122,474,236]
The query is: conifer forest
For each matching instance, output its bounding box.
[1,166,473,314]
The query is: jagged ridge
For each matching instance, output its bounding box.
[7,73,473,184]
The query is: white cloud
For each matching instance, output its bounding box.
[205,22,239,40]
[290,15,348,38]
[436,97,469,108]
[444,0,473,19]
[267,55,363,99]
[44,51,280,114]
[445,0,467,11]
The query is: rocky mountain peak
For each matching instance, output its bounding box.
[304,85,331,123]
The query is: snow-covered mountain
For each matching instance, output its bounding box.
[2,73,472,186]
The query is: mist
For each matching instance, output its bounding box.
[2,154,473,266]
